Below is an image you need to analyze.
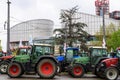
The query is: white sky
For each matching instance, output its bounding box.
[0,0,120,30]
[0,0,120,51]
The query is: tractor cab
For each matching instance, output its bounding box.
[12,46,32,63]
[16,46,32,55]
[89,46,108,66]
[56,47,80,62]
[65,47,80,62]
[34,44,54,56]
[14,43,54,63]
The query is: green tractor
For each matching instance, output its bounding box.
[68,46,108,78]
[0,46,32,74]
[7,43,58,79]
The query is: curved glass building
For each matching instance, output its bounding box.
[10,19,54,47]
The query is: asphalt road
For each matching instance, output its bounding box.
[0,73,105,80]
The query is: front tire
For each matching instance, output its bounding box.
[69,64,84,78]
[0,61,9,74]
[95,66,105,78]
[95,71,105,79]
[7,62,22,78]
[37,59,57,79]
[105,67,118,80]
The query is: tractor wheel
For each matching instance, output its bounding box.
[96,71,105,79]
[37,59,57,79]
[95,67,105,78]
[70,64,84,78]
[57,65,61,73]
[105,67,118,80]
[95,63,107,79]
[57,62,62,73]
[0,61,9,74]
[7,62,22,78]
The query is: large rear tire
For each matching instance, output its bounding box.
[37,59,57,79]
[69,64,84,78]
[105,67,118,80]
[7,62,22,78]
[0,61,9,74]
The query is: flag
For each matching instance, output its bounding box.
[64,43,66,53]
[19,40,23,47]
[111,48,113,52]
[28,35,33,45]
[102,38,106,48]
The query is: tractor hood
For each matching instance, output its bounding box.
[73,57,90,65]
[0,55,14,60]
[101,58,118,67]
[14,54,30,63]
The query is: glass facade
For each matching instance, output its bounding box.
[10,19,54,48]
[10,19,54,42]
[71,12,120,35]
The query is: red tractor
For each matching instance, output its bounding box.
[96,47,120,80]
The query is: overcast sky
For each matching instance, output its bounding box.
[0,0,120,51]
[0,0,120,31]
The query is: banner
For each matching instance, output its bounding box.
[102,38,106,48]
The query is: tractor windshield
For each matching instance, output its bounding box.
[66,48,79,56]
[65,48,80,62]
[90,48,107,65]
[92,48,107,57]
[35,46,53,55]
[17,48,31,55]
[20,49,27,54]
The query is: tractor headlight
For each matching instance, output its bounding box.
[100,63,104,67]
[100,62,106,67]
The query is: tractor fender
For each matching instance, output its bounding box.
[35,55,58,72]
[105,65,119,73]
[107,65,119,70]
[1,59,11,63]
[96,57,108,66]
[96,61,119,74]
[94,58,109,73]
[38,55,58,64]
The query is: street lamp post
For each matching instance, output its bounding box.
[64,22,67,53]
[102,5,106,47]
[7,0,11,53]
